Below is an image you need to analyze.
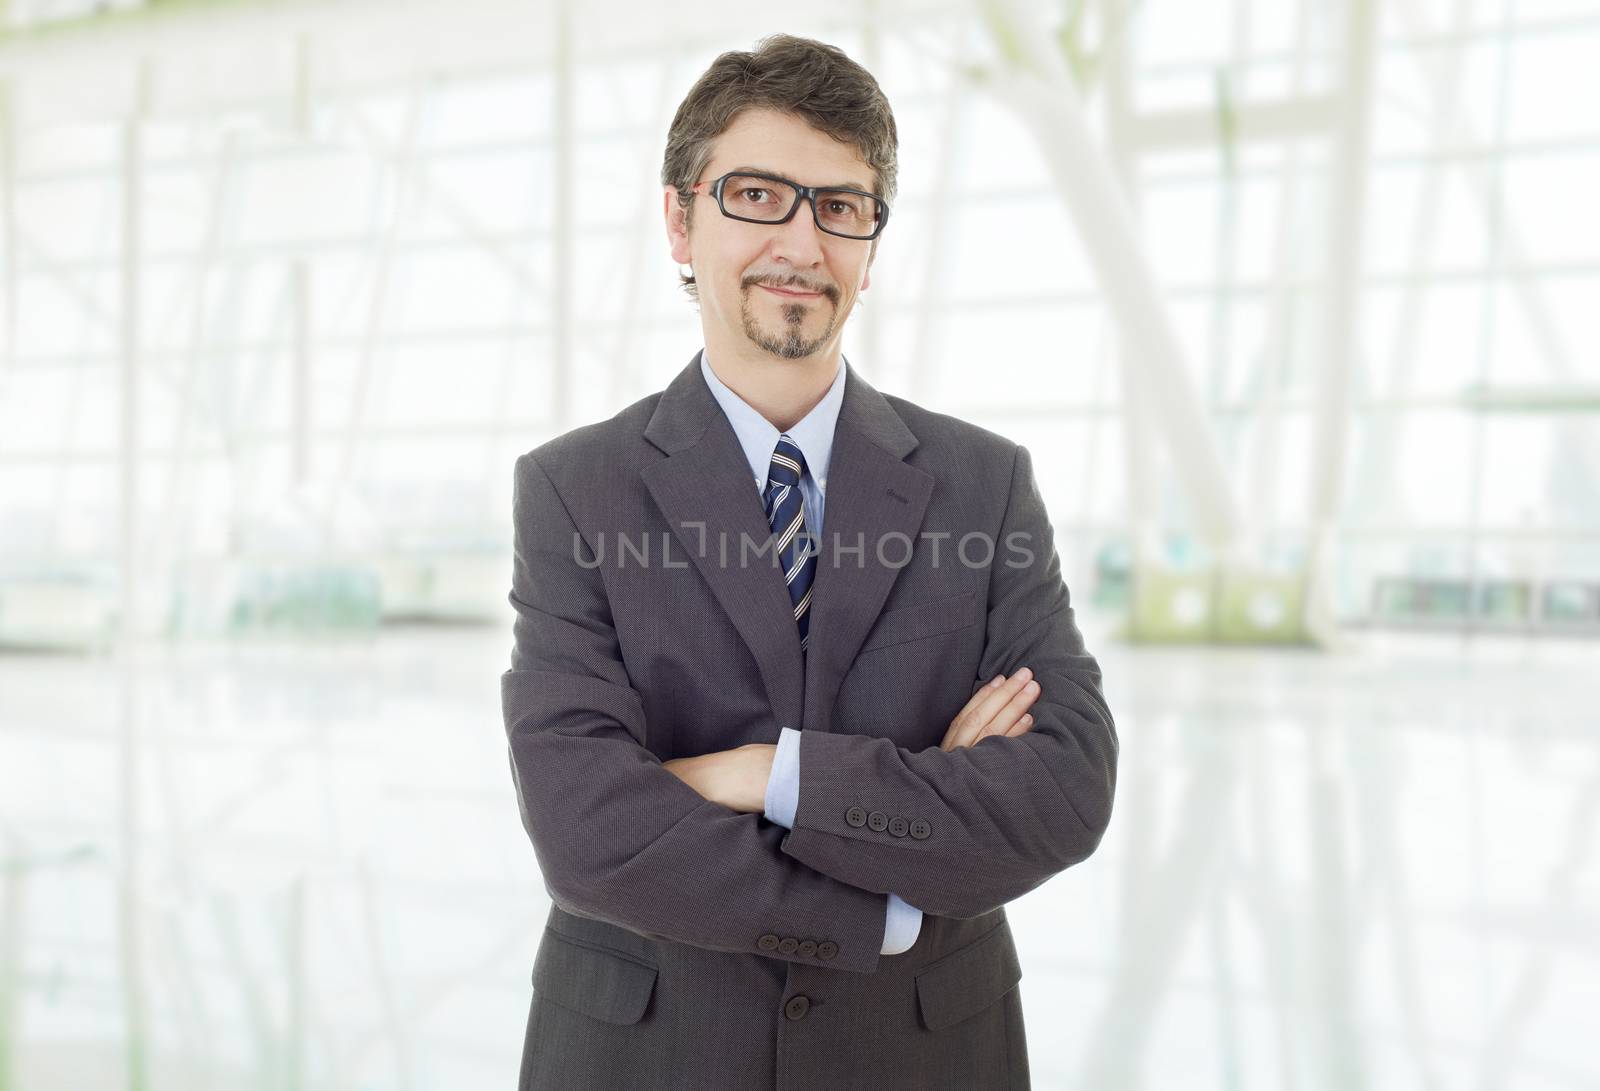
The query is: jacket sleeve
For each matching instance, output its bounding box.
[501,451,892,973]
[765,726,924,955]
[775,443,1118,919]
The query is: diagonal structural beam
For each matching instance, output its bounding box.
[975,0,1246,552]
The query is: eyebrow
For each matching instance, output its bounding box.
[729,165,874,193]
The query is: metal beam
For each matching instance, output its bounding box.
[1301,0,1378,648]
[977,0,1247,550]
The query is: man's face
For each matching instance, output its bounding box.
[665,107,878,362]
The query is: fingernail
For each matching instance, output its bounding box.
[1017,667,1033,681]
[1026,681,1039,692]
[989,674,1005,687]
[1021,715,1032,724]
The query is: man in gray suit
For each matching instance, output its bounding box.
[503,33,1117,1090]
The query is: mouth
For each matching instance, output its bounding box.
[757,283,824,300]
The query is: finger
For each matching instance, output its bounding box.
[942,673,1008,750]
[983,712,1035,743]
[959,668,1034,742]
[949,669,1034,750]
[991,684,1042,738]
[973,680,1041,744]
[961,673,1007,718]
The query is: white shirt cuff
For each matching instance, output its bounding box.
[763,725,802,829]
[881,893,923,955]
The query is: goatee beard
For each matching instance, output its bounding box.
[741,290,837,359]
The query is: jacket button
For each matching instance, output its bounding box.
[784,995,811,1020]
[758,933,780,951]
[888,816,908,837]
[867,810,888,832]
[909,818,931,840]
[816,940,838,960]
[845,806,868,827]
[777,937,799,954]
[797,939,818,957]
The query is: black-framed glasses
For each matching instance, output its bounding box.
[689,170,889,240]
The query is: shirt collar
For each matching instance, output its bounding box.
[699,348,847,493]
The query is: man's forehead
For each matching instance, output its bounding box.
[707,111,874,192]
[715,162,874,192]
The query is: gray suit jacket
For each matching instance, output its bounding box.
[502,351,1117,1089]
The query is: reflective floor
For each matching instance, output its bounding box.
[2,619,1595,1089]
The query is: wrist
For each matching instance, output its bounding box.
[747,742,776,813]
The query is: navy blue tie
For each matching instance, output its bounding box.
[764,434,818,654]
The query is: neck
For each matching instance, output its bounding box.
[703,333,841,433]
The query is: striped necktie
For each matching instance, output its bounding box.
[764,434,818,654]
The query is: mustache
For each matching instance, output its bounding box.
[746,277,839,301]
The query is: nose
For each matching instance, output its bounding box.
[767,196,828,271]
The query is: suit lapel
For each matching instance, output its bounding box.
[800,368,933,734]
[641,350,933,737]
[642,352,807,729]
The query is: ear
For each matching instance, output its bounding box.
[665,187,692,265]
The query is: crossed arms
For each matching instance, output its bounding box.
[501,443,1118,974]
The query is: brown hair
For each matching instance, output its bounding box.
[661,33,899,302]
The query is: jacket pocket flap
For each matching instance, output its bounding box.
[859,589,983,654]
[914,921,1022,1032]
[533,930,658,1025]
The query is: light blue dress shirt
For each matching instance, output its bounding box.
[699,349,923,957]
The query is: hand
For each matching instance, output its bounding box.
[662,743,775,813]
[940,668,1040,751]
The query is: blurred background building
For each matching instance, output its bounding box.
[1,0,1596,1087]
